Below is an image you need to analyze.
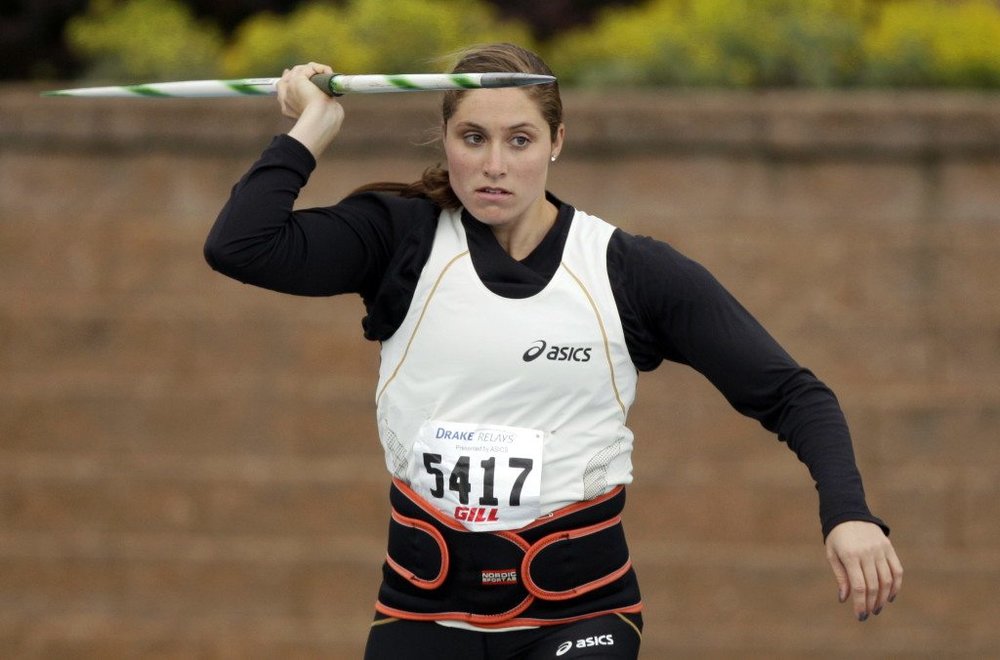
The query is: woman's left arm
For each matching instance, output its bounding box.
[615,233,903,621]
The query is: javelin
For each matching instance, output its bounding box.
[42,72,556,98]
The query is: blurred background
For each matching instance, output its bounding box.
[1,0,998,657]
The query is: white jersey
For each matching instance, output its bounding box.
[375,208,638,531]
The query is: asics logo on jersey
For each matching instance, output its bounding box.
[522,340,548,361]
[522,340,592,363]
[555,634,614,656]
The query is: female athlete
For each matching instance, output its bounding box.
[204,43,903,659]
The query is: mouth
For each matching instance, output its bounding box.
[475,186,513,200]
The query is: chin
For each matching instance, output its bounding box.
[472,209,519,227]
[462,201,509,224]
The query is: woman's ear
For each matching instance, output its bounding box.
[551,123,566,160]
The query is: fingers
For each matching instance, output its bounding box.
[844,557,873,621]
[874,556,894,614]
[863,556,880,617]
[886,544,904,603]
[829,554,851,604]
[276,62,336,119]
[280,62,333,83]
[825,520,903,623]
[841,548,897,621]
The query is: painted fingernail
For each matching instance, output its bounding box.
[888,594,896,604]
[873,606,883,616]
[858,612,869,622]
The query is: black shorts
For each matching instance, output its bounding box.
[364,611,642,660]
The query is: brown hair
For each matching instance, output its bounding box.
[350,43,562,210]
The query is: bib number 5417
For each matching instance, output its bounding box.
[422,453,533,506]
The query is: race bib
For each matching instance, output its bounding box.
[410,420,544,531]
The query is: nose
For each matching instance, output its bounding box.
[483,143,506,179]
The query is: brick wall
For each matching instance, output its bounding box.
[1,86,998,658]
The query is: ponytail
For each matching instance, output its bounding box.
[349,164,460,210]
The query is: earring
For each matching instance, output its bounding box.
[550,154,558,162]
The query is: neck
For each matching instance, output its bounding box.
[490,198,559,261]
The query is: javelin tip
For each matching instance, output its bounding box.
[479,73,557,88]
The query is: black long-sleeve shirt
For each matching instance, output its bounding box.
[205,134,887,540]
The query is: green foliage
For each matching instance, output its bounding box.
[66,0,224,80]
[864,0,1000,87]
[545,1,686,86]
[221,3,359,77]
[222,0,535,78]
[547,0,870,87]
[60,0,1000,87]
[547,0,1000,88]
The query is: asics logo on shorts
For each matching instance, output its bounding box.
[556,634,614,655]
[522,340,592,363]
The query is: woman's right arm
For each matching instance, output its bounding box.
[279,62,345,159]
[204,63,387,297]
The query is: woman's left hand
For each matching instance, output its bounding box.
[825,520,903,621]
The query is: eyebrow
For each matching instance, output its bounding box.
[454,120,542,134]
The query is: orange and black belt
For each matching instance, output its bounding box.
[375,478,643,628]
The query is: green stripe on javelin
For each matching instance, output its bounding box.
[451,74,479,89]
[129,85,171,97]
[225,82,271,95]
[386,75,422,91]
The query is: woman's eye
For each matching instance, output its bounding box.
[464,134,484,146]
[511,135,530,147]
